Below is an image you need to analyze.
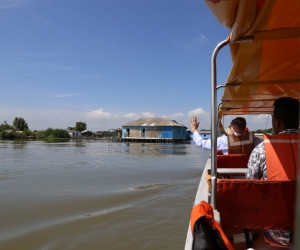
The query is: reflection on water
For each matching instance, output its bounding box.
[12,140,28,149]
[0,140,209,250]
[123,142,188,156]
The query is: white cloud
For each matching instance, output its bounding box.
[169,112,184,119]
[124,113,139,119]
[188,108,208,117]
[184,34,206,48]
[0,105,211,132]
[85,108,117,120]
[53,93,81,98]
[142,111,155,118]
[187,108,210,129]
[198,34,206,41]
[252,114,270,124]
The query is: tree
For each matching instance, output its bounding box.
[266,128,273,133]
[51,129,71,139]
[75,122,87,132]
[0,120,13,132]
[13,117,29,131]
[34,128,70,139]
[67,126,75,130]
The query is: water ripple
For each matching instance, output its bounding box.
[0,170,25,182]
[131,182,175,190]
[85,205,130,217]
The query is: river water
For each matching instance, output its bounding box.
[0,140,209,250]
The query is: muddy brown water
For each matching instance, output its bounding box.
[0,140,209,250]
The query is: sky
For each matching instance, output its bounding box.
[0,0,272,132]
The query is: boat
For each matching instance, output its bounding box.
[185,0,300,249]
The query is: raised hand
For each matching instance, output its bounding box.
[190,116,200,132]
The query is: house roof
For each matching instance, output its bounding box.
[82,130,93,134]
[122,118,186,128]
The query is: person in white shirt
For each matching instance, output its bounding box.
[190,116,261,155]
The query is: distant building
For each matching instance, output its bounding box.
[199,130,211,139]
[81,130,93,136]
[186,129,192,140]
[68,130,81,138]
[121,118,187,142]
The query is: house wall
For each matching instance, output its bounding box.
[122,127,139,137]
[161,127,173,138]
[122,126,186,139]
[172,127,186,139]
[129,128,140,137]
[122,126,161,138]
[145,126,161,138]
[68,131,82,137]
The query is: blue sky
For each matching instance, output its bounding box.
[0,0,272,131]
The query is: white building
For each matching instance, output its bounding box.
[68,130,81,138]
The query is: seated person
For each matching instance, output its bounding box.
[190,116,261,155]
[246,97,299,248]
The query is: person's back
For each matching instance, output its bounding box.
[246,97,299,247]
[227,132,255,155]
[264,133,298,180]
[190,116,261,155]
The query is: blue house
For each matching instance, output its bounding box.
[199,131,211,139]
[121,118,187,142]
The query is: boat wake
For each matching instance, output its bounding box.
[131,182,175,190]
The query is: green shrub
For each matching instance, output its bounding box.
[23,128,30,136]
[50,129,70,139]
[34,128,70,139]
[13,132,27,138]
[0,131,15,139]
[44,128,54,137]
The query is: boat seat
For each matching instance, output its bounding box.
[217,154,250,169]
[217,150,223,155]
[216,179,296,230]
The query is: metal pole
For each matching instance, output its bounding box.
[294,109,300,249]
[210,39,230,209]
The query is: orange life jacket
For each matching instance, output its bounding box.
[227,132,254,155]
[190,201,234,250]
[264,133,299,180]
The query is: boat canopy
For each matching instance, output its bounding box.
[205,0,300,115]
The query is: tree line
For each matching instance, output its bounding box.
[0,118,89,139]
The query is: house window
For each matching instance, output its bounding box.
[125,128,130,137]
[141,128,145,137]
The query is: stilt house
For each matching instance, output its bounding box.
[121,118,187,142]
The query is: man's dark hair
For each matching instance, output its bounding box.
[231,117,246,130]
[273,97,299,129]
